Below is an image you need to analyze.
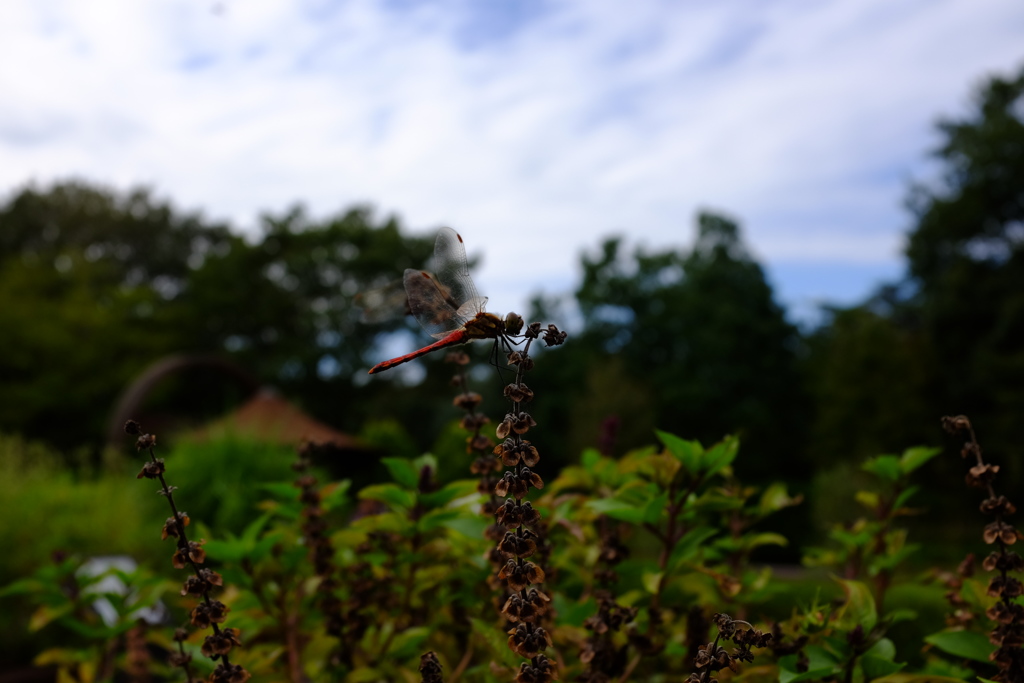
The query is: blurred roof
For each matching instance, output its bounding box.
[197,388,360,451]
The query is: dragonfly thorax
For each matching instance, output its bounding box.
[462,311,505,340]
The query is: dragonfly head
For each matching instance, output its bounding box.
[503,312,524,336]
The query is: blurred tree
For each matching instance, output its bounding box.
[904,65,1024,474]
[532,211,807,479]
[803,64,1024,485]
[796,67,1024,558]
[0,248,171,448]
[805,293,936,463]
[0,181,229,448]
[0,181,234,289]
[0,181,437,452]
[171,204,438,434]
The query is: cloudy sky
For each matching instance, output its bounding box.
[2,0,1022,322]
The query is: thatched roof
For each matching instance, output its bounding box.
[197,388,360,450]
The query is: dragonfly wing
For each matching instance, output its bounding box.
[403,268,464,339]
[456,296,488,320]
[432,227,483,315]
[354,277,411,324]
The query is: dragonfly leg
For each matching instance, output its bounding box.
[484,336,508,386]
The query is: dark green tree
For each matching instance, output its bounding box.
[0,181,438,451]
[803,64,1024,490]
[534,211,807,479]
[0,181,232,447]
[805,294,936,463]
[171,204,438,434]
[904,64,1024,472]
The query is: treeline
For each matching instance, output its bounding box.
[1,65,1022,493]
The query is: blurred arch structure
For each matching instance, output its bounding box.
[106,355,359,453]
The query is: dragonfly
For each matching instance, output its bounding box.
[367,227,523,374]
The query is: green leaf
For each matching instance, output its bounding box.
[470,617,520,668]
[319,480,351,511]
[417,508,464,533]
[442,515,489,539]
[0,577,44,597]
[241,511,273,546]
[856,490,881,510]
[642,571,663,594]
[260,482,300,502]
[359,483,416,510]
[882,608,918,625]
[352,510,414,535]
[655,430,702,472]
[664,641,688,657]
[418,480,477,508]
[203,537,247,564]
[381,457,420,489]
[29,604,73,631]
[862,655,905,680]
[413,453,438,476]
[668,526,718,568]
[865,637,896,660]
[899,446,941,475]
[835,578,877,631]
[552,594,597,628]
[581,448,602,469]
[642,492,669,524]
[893,485,919,511]
[742,532,789,550]
[871,676,971,683]
[781,667,843,683]
[779,648,841,683]
[703,435,739,477]
[924,630,996,664]
[386,626,431,659]
[758,482,803,515]
[587,497,646,524]
[863,455,902,482]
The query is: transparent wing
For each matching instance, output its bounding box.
[354,278,411,324]
[403,269,466,339]
[431,227,484,315]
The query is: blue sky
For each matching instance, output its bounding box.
[1,0,1022,325]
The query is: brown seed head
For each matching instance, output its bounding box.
[453,392,483,411]
[984,521,1019,545]
[981,495,1017,516]
[542,324,567,346]
[504,382,535,403]
[136,459,166,480]
[419,651,444,683]
[201,627,242,657]
[512,411,537,434]
[210,662,251,683]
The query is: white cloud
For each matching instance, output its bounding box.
[1,0,1022,316]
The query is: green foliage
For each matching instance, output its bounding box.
[162,435,314,535]
[0,434,164,584]
[2,425,1003,682]
[808,64,1024,491]
[805,445,940,611]
[5,63,1024,683]
[806,305,937,464]
[924,629,997,664]
[0,434,166,670]
[0,181,436,452]
[906,65,1024,483]
[533,211,808,481]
